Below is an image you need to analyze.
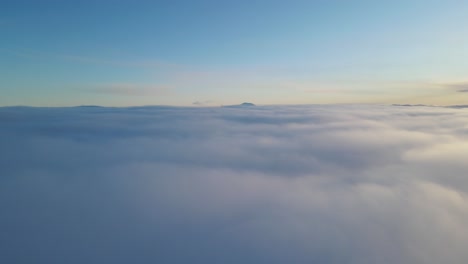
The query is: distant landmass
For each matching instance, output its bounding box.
[446,105,468,109]
[223,102,256,108]
[75,105,103,108]
[392,104,433,107]
[392,104,468,109]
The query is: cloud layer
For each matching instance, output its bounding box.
[1,104,468,264]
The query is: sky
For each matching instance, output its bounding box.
[2,104,468,263]
[1,0,468,106]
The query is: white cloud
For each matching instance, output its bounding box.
[1,104,468,263]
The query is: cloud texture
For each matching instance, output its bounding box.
[1,104,468,264]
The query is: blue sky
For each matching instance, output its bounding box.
[1,0,468,106]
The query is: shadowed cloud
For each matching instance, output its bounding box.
[1,104,468,264]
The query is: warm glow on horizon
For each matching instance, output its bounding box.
[2,1,468,106]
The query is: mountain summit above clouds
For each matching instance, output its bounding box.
[223,102,256,108]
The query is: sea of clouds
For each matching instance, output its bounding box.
[1,104,468,264]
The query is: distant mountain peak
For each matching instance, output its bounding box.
[223,102,256,108]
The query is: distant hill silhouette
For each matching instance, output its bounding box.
[75,105,103,108]
[223,102,256,108]
[392,104,468,109]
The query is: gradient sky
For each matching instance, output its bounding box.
[1,0,468,106]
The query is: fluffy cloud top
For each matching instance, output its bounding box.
[1,104,468,264]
